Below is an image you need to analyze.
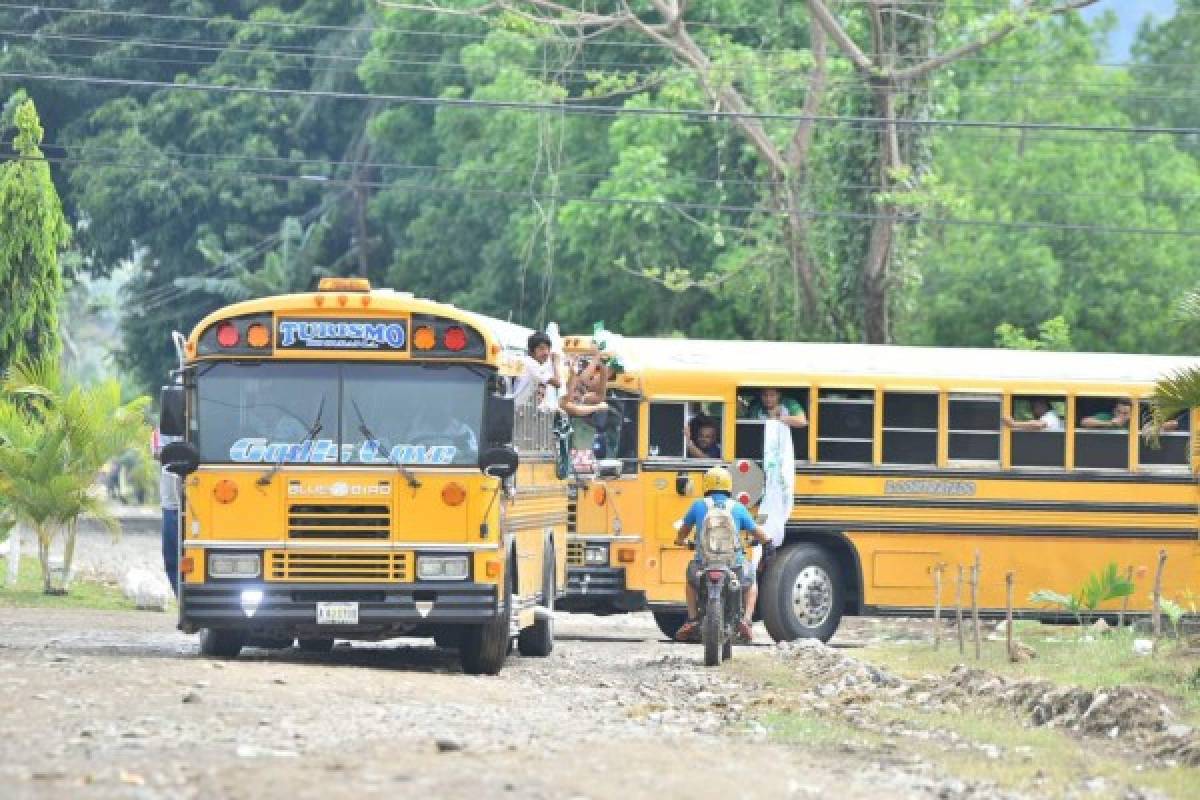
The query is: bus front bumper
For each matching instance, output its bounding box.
[560,567,646,613]
[178,581,499,633]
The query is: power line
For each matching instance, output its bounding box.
[4,69,1199,135]
[1,1,1194,73]
[24,152,1200,239]
[40,140,1200,206]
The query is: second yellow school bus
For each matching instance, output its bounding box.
[158,279,566,674]
[559,336,1198,641]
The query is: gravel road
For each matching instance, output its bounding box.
[0,605,982,800]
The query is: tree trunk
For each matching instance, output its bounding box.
[861,205,895,343]
[60,520,78,592]
[4,523,21,586]
[37,525,51,594]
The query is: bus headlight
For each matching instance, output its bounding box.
[208,552,261,578]
[584,544,609,566]
[417,555,469,581]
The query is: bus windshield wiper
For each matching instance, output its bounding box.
[257,395,325,487]
[350,398,421,489]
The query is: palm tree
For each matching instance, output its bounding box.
[0,360,148,593]
[1150,288,1200,430]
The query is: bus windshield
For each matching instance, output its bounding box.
[195,362,484,466]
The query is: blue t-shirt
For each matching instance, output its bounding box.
[683,492,757,564]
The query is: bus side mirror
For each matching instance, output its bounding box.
[160,384,186,437]
[160,440,200,476]
[484,393,515,448]
[480,446,519,480]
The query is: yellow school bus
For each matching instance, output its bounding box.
[158,278,566,674]
[558,335,1198,641]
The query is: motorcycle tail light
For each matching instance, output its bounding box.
[706,569,725,580]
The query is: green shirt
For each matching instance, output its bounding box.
[747,397,804,420]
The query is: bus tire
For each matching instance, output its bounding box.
[703,594,722,667]
[460,562,513,675]
[297,637,334,653]
[760,543,843,643]
[652,611,688,640]
[199,628,244,659]
[517,541,555,658]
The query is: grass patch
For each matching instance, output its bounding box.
[0,556,136,610]
[856,623,1200,721]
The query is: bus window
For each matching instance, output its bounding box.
[1009,395,1066,469]
[816,389,873,464]
[1075,397,1131,470]
[1138,402,1190,470]
[685,403,724,460]
[648,402,685,458]
[948,393,1001,465]
[882,392,938,465]
[735,387,810,462]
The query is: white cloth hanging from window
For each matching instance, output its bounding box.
[759,419,795,547]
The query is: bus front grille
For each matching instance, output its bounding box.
[288,504,391,540]
[567,540,585,566]
[267,551,410,582]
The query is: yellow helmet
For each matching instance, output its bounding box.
[701,465,732,495]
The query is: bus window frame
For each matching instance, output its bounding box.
[646,397,727,462]
[946,390,1003,469]
[734,385,812,463]
[880,390,940,467]
[814,386,876,466]
[1136,399,1192,473]
[1007,392,1068,471]
[1072,393,1133,473]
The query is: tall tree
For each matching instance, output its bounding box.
[0,94,70,374]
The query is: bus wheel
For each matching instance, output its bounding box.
[297,637,334,653]
[517,541,555,657]
[652,611,688,640]
[199,628,245,659]
[760,543,843,643]
[460,562,513,675]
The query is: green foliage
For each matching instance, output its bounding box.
[1030,563,1135,627]
[995,316,1073,352]
[0,358,149,593]
[0,95,69,374]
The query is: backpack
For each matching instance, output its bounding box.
[698,497,741,566]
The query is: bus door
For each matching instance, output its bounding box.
[646,399,727,593]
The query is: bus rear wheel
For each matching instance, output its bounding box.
[460,563,513,675]
[760,543,843,643]
[199,628,245,659]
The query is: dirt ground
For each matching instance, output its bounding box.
[0,607,1002,800]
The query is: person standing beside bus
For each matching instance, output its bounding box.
[154,431,182,595]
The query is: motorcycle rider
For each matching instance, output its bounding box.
[673,465,770,643]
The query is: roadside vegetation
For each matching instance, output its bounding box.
[0,556,134,611]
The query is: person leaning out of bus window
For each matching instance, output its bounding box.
[1002,398,1063,432]
[560,356,609,418]
[1080,400,1132,429]
[748,388,808,429]
[512,332,561,407]
[685,414,722,459]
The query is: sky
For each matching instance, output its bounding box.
[1081,0,1177,60]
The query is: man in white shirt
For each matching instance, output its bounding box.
[1003,398,1063,432]
[512,332,561,407]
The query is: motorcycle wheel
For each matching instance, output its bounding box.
[703,595,722,667]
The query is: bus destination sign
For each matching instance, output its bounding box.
[277,319,407,351]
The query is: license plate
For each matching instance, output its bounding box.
[316,602,359,625]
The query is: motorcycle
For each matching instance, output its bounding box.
[683,527,758,666]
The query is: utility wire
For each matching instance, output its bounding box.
[3,69,1199,135]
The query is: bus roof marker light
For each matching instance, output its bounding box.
[246,324,270,349]
[413,326,436,351]
[317,277,371,292]
[215,322,239,348]
[444,326,468,352]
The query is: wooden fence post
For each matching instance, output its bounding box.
[1005,571,1015,662]
[1152,549,1168,654]
[955,565,965,656]
[971,551,982,660]
[933,564,944,650]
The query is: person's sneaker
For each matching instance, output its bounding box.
[736,620,753,644]
[675,620,701,643]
